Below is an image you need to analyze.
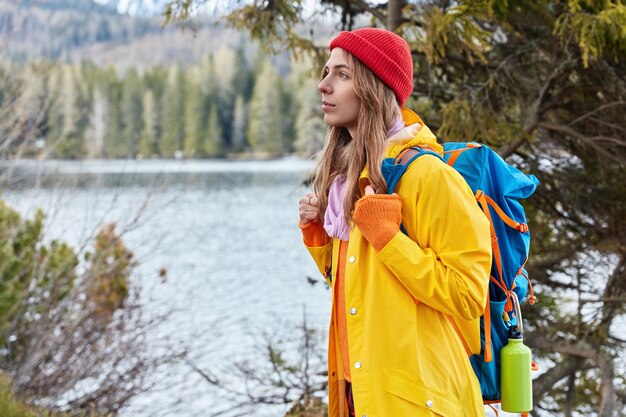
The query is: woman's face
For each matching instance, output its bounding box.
[318,48,361,137]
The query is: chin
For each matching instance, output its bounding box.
[324,117,344,129]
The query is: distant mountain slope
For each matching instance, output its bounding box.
[66,26,245,72]
[0,0,242,68]
[12,0,116,14]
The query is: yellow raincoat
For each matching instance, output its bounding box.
[302,109,492,417]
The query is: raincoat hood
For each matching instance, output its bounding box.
[385,107,443,158]
[360,107,443,192]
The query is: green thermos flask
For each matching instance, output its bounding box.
[500,293,533,413]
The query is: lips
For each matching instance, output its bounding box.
[322,101,335,112]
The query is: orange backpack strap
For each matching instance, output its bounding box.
[517,259,537,305]
[484,401,500,416]
[484,291,493,363]
[481,193,529,232]
[444,143,482,167]
[476,190,508,294]
[446,149,464,167]
[447,315,472,356]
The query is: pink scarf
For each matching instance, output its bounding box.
[323,116,405,241]
[323,176,350,241]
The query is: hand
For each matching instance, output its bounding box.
[299,192,321,225]
[353,187,403,252]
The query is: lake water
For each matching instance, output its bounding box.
[1,158,526,417]
[1,158,330,417]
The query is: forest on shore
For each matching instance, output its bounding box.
[0,0,327,161]
[1,50,325,160]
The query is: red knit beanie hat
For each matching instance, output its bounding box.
[329,28,414,105]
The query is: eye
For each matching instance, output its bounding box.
[338,71,350,79]
[320,68,329,80]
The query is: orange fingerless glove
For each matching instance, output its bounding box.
[299,219,331,247]
[352,194,403,251]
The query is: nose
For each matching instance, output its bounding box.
[318,76,331,94]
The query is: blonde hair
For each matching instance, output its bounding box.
[313,52,401,224]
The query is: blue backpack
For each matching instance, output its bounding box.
[382,141,539,406]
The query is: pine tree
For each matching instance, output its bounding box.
[183,69,206,157]
[205,103,222,157]
[213,47,236,150]
[12,62,48,157]
[44,67,64,157]
[103,73,124,158]
[85,85,108,158]
[138,89,158,158]
[293,78,325,156]
[121,68,144,158]
[142,67,168,103]
[53,65,86,158]
[232,45,254,101]
[199,54,217,99]
[230,94,247,153]
[141,67,167,157]
[246,60,284,156]
[159,66,186,158]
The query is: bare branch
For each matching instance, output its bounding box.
[353,0,387,24]
[537,122,625,163]
[532,358,587,412]
[186,359,219,385]
[530,337,618,417]
[187,310,327,416]
[499,57,577,158]
[600,254,626,328]
[567,100,626,127]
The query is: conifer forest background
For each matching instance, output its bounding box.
[0,1,625,417]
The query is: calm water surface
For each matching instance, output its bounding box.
[2,158,330,417]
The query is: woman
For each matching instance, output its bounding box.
[298,28,491,417]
